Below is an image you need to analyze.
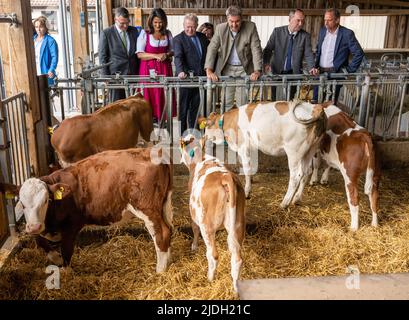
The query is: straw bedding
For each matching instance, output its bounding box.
[0,168,408,300]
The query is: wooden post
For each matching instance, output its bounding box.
[0,0,40,176]
[71,0,90,110]
[101,0,113,29]
[134,7,142,27]
[71,0,90,75]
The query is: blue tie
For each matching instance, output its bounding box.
[285,33,294,72]
[192,36,202,59]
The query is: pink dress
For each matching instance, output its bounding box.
[139,32,175,120]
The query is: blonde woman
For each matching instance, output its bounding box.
[33,16,58,85]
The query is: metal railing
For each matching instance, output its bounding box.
[49,63,409,141]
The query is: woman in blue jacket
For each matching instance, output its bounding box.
[33,16,58,85]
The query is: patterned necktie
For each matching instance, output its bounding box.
[285,33,294,72]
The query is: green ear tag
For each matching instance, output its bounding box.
[218,118,223,128]
[189,149,195,158]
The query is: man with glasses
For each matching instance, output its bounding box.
[99,7,140,102]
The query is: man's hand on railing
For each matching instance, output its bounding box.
[263,64,272,74]
[309,68,319,76]
[178,72,187,79]
[206,69,219,82]
[250,70,261,81]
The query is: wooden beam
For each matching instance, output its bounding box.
[132,8,409,16]
[346,0,409,8]
[0,0,41,176]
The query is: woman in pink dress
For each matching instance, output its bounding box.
[137,8,175,123]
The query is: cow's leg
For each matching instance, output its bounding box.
[341,170,360,231]
[293,155,315,205]
[365,168,379,227]
[320,163,330,185]
[60,228,80,266]
[309,152,321,185]
[127,205,171,272]
[226,207,244,293]
[201,226,218,282]
[238,144,256,199]
[281,158,303,208]
[191,220,200,251]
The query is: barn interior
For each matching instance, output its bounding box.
[0,0,409,300]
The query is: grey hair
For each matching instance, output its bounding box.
[115,7,130,19]
[184,13,199,25]
[325,8,341,19]
[289,8,305,18]
[226,5,242,17]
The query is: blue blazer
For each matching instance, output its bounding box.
[33,33,58,85]
[315,26,364,73]
[173,31,209,76]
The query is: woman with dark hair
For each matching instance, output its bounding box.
[33,16,58,85]
[198,22,214,40]
[137,8,175,123]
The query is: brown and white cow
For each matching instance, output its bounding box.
[200,100,327,208]
[180,135,246,293]
[16,148,173,272]
[309,104,381,231]
[51,94,153,167]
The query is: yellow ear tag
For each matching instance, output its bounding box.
[48,127,54,135]
[199,121,207,130]
[54,187,64,200]
[5,191,15,200]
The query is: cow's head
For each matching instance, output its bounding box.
[179,134,205,166]
[18,178,71,235]
[198,112,225,145]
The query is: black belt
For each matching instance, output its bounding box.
[320,67,335,72]
[281,70,293,74]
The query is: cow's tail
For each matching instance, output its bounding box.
[364,134,381,196]
[162,164,174,230]
[292,101,327,139]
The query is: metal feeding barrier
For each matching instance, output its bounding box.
[48,58,409,141]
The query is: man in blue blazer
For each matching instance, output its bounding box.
[99,7,140,102]
[314,8,364,103]
[174,13,209,135]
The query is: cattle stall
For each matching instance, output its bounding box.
[0,166,408,299]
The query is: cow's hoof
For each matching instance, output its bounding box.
[320,180,329,185]
[245,194,251,200]
[280,202,289,209]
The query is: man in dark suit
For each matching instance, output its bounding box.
[262,9,316,100]
[314,8,364,103]
[98,7,140,102]
[174,13,209,135]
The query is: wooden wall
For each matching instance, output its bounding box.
[112,0,409,49]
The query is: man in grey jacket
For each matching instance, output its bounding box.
[262,9,317,99]
[205,5,262,110]
[99,7,140,102]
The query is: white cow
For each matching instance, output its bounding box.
[200,100,327,208]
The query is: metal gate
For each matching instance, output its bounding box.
[0,92,31,229]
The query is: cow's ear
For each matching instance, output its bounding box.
[197,116,207,129]
[47,183,72,200]
[0,183,20,199]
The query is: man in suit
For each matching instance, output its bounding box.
[174,13,209,135]
[314,8,364,103]
[98,7,140,102]
[262,8,316,100]
[205,5,262,110]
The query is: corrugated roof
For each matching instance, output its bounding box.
[31,0,95,7]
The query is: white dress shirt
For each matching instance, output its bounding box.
[319,27,339,68]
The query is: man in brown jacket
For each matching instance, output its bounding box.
[205,5,262,110]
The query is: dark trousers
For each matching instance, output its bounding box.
[109,88,126,103]
[271,70,297,101]
[180,87,200,136]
